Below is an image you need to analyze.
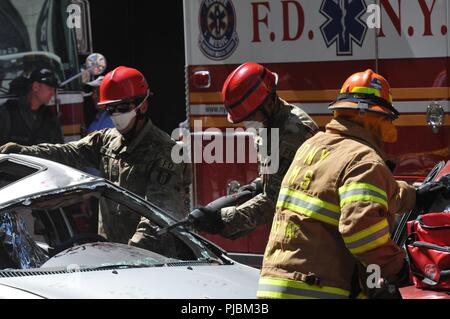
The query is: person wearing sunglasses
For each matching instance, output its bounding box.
[0,66,191,253]
[0,67,64,146]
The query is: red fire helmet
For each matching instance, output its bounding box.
[222,62,277,123]
[98,66,149,106]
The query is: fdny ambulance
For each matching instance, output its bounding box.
[184,0,450,265]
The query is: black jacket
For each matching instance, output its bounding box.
[0,97,64,146]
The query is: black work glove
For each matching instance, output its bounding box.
[369,279,403,299]
[389,259,411,288]
[368,260,409,299]
[188,206,224,234]
[415,181,447,210]
[0,142,24,154]
[238,179,263,197]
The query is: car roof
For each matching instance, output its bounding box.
[0,154,102,208]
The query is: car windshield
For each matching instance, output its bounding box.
[0,182,225,271]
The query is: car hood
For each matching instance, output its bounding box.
[0,242,259,299]
[0,263,259,299]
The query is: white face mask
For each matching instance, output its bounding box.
[111,108,138,131]
[110,94,148,132]
[243,121,264,129]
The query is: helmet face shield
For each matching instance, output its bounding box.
[329,69,399,120]
[331,93,399,120]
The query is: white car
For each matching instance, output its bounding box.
[0,154,259,299]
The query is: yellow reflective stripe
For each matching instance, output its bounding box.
[348,233,390,254]
[339,183,386,198]
[257,290,314,299]
[277,200,338,226]
[277,188,340,226]
[340,194,388,209]
[349,86,381,97]
[340,86,393,103]
[357,292,369,299]
[259,277,349,296]
[258,277,349,299]
[338,182,388,209]
[343,219,389,244]
[344,219,391,254]
[279,188,340,213]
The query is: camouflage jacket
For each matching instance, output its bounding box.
[16,119,191,244]
[220,97,319,239]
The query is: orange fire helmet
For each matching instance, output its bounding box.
[329,69,399,120]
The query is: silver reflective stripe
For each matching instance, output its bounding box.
[345,225,390,250]
[278,193,340,222]
[258,284,348,299]
[340,189,387,201]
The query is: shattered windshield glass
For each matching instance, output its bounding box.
[0,182,224,271]
[0,211,47,269]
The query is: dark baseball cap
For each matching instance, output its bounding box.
[29,68,60,88]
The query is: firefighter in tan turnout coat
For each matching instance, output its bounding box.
[258,69,417,299]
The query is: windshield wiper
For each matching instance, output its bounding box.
[88,259,223,271]
[87,263,166,271]
[73,257,227,272]
[197,257,223,265]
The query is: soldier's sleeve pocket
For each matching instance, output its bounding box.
[149,158,175,186]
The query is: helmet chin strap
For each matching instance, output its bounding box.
[260,95,277,127]
[260,107,271,127]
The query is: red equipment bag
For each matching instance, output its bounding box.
[406,213,450,291]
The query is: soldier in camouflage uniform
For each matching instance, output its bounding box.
[0,67,191,251]
[189,62,318,239]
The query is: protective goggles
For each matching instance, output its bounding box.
[104,94,149,114]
